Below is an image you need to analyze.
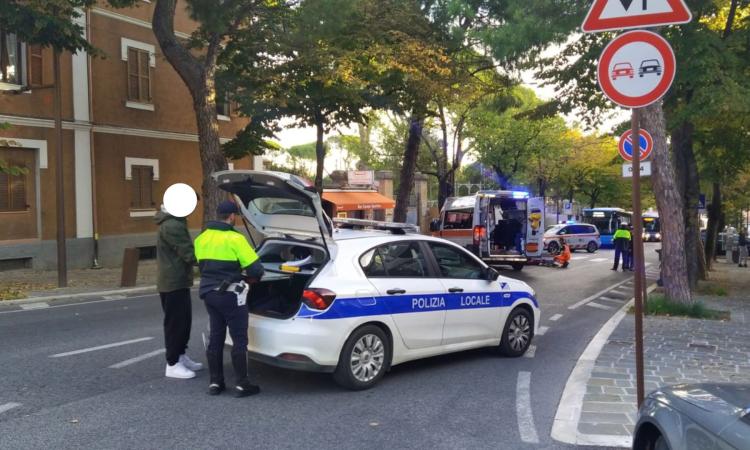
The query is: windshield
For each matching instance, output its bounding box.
[643,218,660,232]
[544,225,564,236]
[251,197,314,217]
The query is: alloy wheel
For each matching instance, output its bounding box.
[350,334,385,383]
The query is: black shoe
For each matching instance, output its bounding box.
[208,383,225,396]
[234,383,260,398]
[611,267,617,271]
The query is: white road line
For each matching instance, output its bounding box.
[589,257,609,262]
[586,302,613,310]
[523,345,537,358]
[568,278,632,310]
[0,402,21,414]
[549,313,563,322]
[571,256,589,261]
[109,349,165,369]
[516,371,540,444]
[19,302,49,310]
[537,326,549,336]
[598,296,625,303]
[50,337,154,358]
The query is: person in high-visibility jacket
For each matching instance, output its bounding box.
[195,200,264,397]
[554,238,571,268]
[611,223,632,272]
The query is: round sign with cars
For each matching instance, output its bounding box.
[597,30,676,108]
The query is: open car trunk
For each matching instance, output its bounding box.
[213,170,334,319]
[485,197,527,256]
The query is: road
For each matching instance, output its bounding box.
[0,245,660,449]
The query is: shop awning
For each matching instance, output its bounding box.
[322,191,395,212]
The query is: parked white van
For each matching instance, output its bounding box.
[430,191,545,271]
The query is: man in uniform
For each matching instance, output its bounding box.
[611,223,631,272]
[195,201,264,397]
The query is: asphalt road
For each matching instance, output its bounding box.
[0,245,660,449]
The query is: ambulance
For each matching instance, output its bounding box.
[430,191,545,271]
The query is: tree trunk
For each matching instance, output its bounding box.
[705,182,722,269]
[393,113,423,223]
[152,0,226,224]
[672,121,705,287]
[642,103,692,304]
[314,116,325,194]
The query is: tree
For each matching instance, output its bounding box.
[0,1,96,52]
[110,0,289,223]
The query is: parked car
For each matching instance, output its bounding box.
[612,62,635,80]
[543,223,600,254]
[633,383,750,450]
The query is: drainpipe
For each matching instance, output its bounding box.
[86,8,101,269]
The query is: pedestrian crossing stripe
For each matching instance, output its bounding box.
[589,258,609,262]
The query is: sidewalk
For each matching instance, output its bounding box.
[0,260,158,302]
[565,260,750,446]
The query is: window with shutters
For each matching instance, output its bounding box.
[28,44,43,87]
[0,166,28,212]
[126,47,151,103]
[0,28,26,87]
[130,165,154,209]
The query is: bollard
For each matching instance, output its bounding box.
[120,247,140,287]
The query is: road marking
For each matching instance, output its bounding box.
[586,302,613,310]
[571,256,589,261]
[537,326,549,336]
[103,294,127,300]
[109,348,165,369]
[551,283,658,447]
[19,302,49,310]
[523,345,537,358]
[568,278,632,310]
[598,296,625,303]
[589,257,609,262]
[0,402,21,414]
[549,313,563,322]
[516,371,540,444]
[50,337,154,358]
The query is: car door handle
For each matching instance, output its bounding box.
[386,288,406,295]
[448,287,464,293]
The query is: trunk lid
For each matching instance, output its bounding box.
[213,170,333,254]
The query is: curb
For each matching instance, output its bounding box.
[2,285,157,306]
[551,283,658,448]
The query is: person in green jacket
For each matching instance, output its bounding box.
[611,223,632,271]
[155,207,203,379]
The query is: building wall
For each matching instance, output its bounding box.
[0,3,255,270]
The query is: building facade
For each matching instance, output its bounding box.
[0,2,258,270]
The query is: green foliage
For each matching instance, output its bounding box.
[0,0,98,52]
[641,293,729,320]
[696,282,729,296]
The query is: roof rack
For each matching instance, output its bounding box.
[332,218,420,235]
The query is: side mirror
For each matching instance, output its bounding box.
[429,219,441,232]
[486,267,500,281]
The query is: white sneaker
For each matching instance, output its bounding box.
[179,354,204,371]
[165,362,196,379]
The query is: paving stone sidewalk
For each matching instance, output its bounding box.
[578,261,750,441]
[0,260,159,301]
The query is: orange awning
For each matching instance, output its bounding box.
[322,191,395,212]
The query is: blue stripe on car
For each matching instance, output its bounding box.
[297,291,538,320]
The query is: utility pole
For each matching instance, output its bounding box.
[54,49,68,287]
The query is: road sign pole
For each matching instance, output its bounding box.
[631,108,645,408]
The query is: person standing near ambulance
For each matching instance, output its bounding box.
[195,201,264,397]
[611,223,631,271]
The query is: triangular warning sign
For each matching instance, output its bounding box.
[582,0,692,33]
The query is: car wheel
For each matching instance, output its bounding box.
[333,325,390,390]
[511,263,524,271]
[547,241,560,254]
[499,308,533,357]
[586,241,598,253]
[652,435,669,450]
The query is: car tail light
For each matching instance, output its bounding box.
[473,225,486,247]
[301,288,336,310]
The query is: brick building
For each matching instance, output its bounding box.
[0,2,259,270]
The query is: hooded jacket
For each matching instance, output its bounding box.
[154,209,196,293]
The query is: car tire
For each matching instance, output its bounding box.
[333,325,390,390]
[653,435,669,450]
[511,263,524,271]
[547,241,560,255]
[586,241,598,253]
[499,307,533,357]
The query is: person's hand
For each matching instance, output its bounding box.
[244,277,260,284]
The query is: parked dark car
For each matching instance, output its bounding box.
[639,59,662,77]
[633,383,750,450]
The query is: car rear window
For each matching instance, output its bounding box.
[443,208,473,229]
[251,197,314,216]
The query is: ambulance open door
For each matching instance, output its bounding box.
[525,197,545,257]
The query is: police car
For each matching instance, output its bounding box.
[215,170,540,390]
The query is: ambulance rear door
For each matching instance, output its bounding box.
[525,197,545,257]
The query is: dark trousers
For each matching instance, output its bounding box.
[613,243,628,270]
[204,291,249,385]
[160,288,192,366]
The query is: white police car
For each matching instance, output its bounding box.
[215,170,540,390]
